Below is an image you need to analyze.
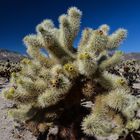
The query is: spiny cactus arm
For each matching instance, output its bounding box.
[34,78,48,92]
[50,64,63,76]
[86,29,108,53]
[21,60,51,82]
[7,64,50,104]
[8,105,37,121]
[122,96,140,119]
[82,93,128,137]
[103,87,140,128]
[99,51,123,71]
[126,119,140,131]
[21,62,41,78]
[82,112,124,138]
[24,35,43,57]
[38,90,62,108]
[3,86,34,104]
[37,86,71,108]
[104,88,129,111]
[82,114,113,137]
[16,76,35,90]
[98,24,110,35]
[5,77,40,104]
[67,7,82,40]
[2,87,15,100]
[21,78,46,95]
[36,19,54,33]
[59,14,73,50]
[77,52,97,77]
[78,28,92,52]
[107,110,124,128]
[23,35,52,66]
[38,74,72,108]
[59,7,82,51]
[37,23,75,63]
[63,62,79,79]
[19,76,48,95]
[36,20,61,49]
[82,27,127,54]
[107,28,127,50]
[98,71,128,90]
[122,107,137,120]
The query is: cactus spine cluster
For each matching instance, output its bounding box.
[2,7,140,139]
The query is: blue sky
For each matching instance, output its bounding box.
[0,0,140,54]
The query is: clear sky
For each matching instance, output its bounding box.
[0,0,140,54]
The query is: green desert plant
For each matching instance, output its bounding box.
[0,60,21,80]
[108,59,140,94]
[2,7,140,140]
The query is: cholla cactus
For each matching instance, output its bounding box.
[0,60,21,80]
[109,59,140,94]
[2,7,140,140]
